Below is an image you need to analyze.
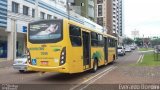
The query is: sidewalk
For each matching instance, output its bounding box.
[0,58,13,68]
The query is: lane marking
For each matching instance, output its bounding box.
[140,55,144,63]
[136,55,142,64]
[80,66,117,90]
[70,66,116,90]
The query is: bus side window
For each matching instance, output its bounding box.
[98,34,104,47]
[69,25,82,46]
[108,38,113,47]
[108,38,110,47]
[91,32,98,46]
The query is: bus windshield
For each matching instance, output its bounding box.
[29,20,62,43]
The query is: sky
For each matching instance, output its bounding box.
[124,0,160,38]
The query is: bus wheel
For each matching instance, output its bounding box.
[91,59,98,73]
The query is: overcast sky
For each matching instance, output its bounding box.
[124,0,160,38]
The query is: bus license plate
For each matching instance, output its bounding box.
[41,61,48,65]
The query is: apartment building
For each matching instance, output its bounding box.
[71,0,96,21]
[118,0,123,36]
[96,0,123,37]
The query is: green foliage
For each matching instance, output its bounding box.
[151,38,160,46]
[134,38,143,46]
[123,38,134,45]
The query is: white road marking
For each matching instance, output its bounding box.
[140,55,144,63]
[70,66,116,90]
[137,55,142,64]
[80,66,117,90]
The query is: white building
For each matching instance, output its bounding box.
[1,0,83,60]
[0,0,103,60]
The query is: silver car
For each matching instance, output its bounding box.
[13,55,28,73]
[118,46,126,56]
[125,46,132,52]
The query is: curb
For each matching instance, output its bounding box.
[0,59,12,62]
[139,50,154,53]
[0,59,13,68]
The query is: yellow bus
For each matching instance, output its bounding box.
[26,19,117,73]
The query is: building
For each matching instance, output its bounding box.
[118,0,123,36]
[0,0,104,60]
[0,0,86,60]
[95,0,123,37]
[0,0,8,58]
[71,0,96,21]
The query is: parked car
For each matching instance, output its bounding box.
[125,46,132,52]
[13,54,30,73]
[117,46,125,56]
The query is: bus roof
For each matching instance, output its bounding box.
[66,19,117,40]
[29,19,117,40]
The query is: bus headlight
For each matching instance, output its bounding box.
[60,47,66,65]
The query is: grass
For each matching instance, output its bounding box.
[138,53,160,66]
[138,48,153,51]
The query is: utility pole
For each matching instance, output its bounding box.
[143,34,144,47]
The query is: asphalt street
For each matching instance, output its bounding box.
[0,50,159,90]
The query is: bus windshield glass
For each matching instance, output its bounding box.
[29,20,62,43]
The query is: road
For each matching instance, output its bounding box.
[0,50,160,90]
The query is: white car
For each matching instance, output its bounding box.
[125,46,132,52]
[130,45,136,50]
[117,46,125,56]
[13,55,29,73]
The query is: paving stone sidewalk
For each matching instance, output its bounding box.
[94,51,160,84]
[0,59,13,68]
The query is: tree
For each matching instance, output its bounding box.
[151,38,160,46]
[123,38,134,45]
[134,38,143,46]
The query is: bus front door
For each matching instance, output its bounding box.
[82,31,91,70]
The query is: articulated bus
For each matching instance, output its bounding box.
[27,19,117,73]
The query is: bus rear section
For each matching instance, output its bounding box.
[27,19,71,73]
